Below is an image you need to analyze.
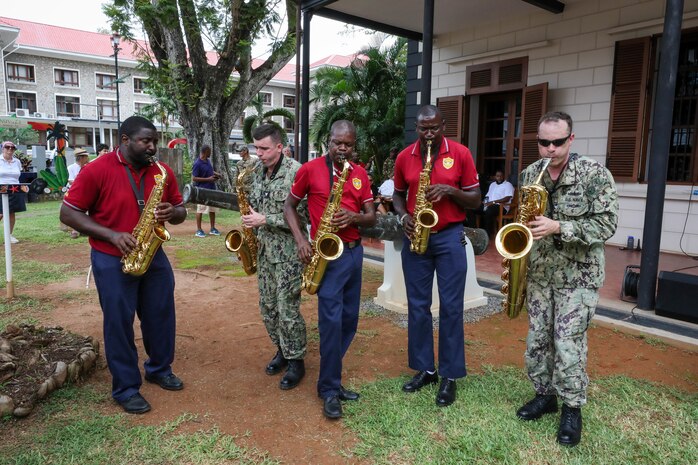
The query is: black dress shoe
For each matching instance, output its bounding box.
[557,404,582,447]
[323,396,343,419]
[516,394,558,421]
[339,385,360,401]
[435,378,457,407]
[118,393,151,414]
[144,373,184,391]
[265,349,288,375]
[280,359,305,390]
[402,371,439,393]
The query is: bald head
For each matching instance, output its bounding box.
[416,105,442,121]
[330,119,356,138]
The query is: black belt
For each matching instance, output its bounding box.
[344,239,361,249]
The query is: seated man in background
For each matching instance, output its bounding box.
[378,173,395,214]
[481,169,514,236]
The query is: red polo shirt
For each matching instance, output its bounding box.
[63,150,183,257]
[394,138,479,231]
[290,155,373,242]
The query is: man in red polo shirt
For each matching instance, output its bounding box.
[60,116,187,414]
[393,105,481,407]
[284,120,376,419]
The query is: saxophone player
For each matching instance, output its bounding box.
[241,124,308,390]
[284,120,376,419]
[60,116,187,414]
[516,111,618,447]
[393,105,480,408]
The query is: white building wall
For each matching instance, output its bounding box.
[432,0,698,255]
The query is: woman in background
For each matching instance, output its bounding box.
[0,141,26,244]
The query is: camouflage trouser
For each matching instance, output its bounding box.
[258,256,306,360]
[525,282,598,407]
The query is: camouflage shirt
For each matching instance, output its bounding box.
[382,157,396,182]
[520,154,618,289]
[249,156,306,264]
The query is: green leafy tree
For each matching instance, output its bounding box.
[0,127,40,147]
[241,93,293,145]
[105,0,298,191]
[310,37,407,181]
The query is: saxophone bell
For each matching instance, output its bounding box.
[121,161,171,276]
[410,140,438,254]
[302,158,350,294]
[226,165,258,275]
[494,157,551,318]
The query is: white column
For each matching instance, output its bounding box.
[2,193,14,298]
[374,236,487,314]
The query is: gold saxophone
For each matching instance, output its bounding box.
[410,140,439,254]
[225,165,258,275]
[122,159,172,276]
[302,156,350,294]
[494,157,551,318]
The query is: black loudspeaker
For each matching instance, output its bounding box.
[655,271,698,324]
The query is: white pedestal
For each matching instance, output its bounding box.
[374,236,488,315]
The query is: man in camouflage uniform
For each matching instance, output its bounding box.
[516,111,618,447]
[235,146,255,193]
[381,147,399,183]
[241,124,307,390]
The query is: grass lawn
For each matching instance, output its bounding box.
[1,200,696,464]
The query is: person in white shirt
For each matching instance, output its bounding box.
[66,148,90,238]
[482,169,515,236]
[378,175,395,213]
[67,148,90,185]
[0,141,25,243]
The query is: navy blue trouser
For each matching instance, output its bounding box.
[316,244,363,399]
[91,248,177,402]
[401,224,467,379]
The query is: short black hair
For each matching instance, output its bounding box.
[201,144,211,155]
[96,143,109,152]
[538,111,573,133]
[252,124,282,145]
[119,115,157,139]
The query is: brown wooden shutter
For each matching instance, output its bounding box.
[606,37,651,181]
[437,95,465,144]
[467,57,528,95]
[519,82,548,170]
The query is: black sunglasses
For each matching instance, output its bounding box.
[537,135,570,147]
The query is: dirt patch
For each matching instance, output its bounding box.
[3,220,698,464]
[0,324,98,417]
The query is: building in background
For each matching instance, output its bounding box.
[300,0,698,256]
[0,17,351,155]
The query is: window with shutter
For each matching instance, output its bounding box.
[519,83,548,171]
[436,95,465,144]
[606,38,651,182]
[466,57,528,95]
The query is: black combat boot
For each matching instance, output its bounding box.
[280,359,305,390]
[516,394,558,420]
[265,348,288,375]
[557,404,582,447]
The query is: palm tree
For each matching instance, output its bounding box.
[242,94,294,145]
[309,38,407,181]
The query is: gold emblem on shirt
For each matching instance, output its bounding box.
[352,178,362,190]
[442,157,454,170]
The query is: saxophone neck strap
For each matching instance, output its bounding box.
[325,154,335,191]
[123,164,146,213]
